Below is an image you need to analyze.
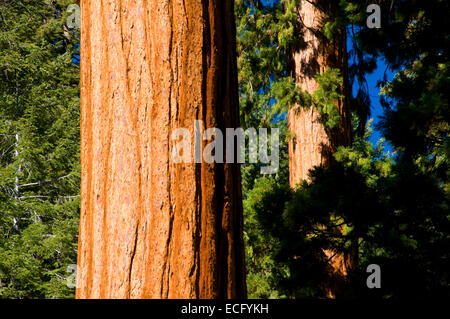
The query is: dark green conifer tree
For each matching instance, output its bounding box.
[238,0,449,298]
[0,0,80,298]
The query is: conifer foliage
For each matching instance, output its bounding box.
[0,0,80,298]
[238,0,449,298]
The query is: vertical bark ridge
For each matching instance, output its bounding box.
[78,0,92,297]
[99,0,112,298]
[77,0,246,299]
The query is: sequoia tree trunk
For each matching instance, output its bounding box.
[77,0,246,299]
[288,0,352,297]
[288,0,351,186]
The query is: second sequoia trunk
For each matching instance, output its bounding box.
[288,0,353,297]
[288,0,351,186]
[77,0,246,299]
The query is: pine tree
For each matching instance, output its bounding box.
[285,0,352,297]
[240,0,450,299]
[235,0,295,298]
[0,0,80,298]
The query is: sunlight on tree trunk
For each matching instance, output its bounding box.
[288,0,353,298]
[77,0,246,299]
[288,0,351,186]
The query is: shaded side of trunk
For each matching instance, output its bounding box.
[77,0,246,299]
[288,0,351,186]
[288,0,353,298]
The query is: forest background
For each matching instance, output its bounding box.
[0,0,448,299]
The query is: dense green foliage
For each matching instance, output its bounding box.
[237,0,449,298]
[236,0,293,298]
[0,0,80,298]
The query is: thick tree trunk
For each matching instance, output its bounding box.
[77,0,246,299]
[288,0,351,186]
[288,0,352,297]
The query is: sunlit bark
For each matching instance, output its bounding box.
[77,0,246,299]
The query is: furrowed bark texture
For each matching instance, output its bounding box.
[288,0,351,186]
[288,0,352,298]
[77,0,246,299]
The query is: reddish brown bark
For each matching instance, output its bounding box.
[288,0,351,186]
[288,1,353,298]
[77,0,246,299]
